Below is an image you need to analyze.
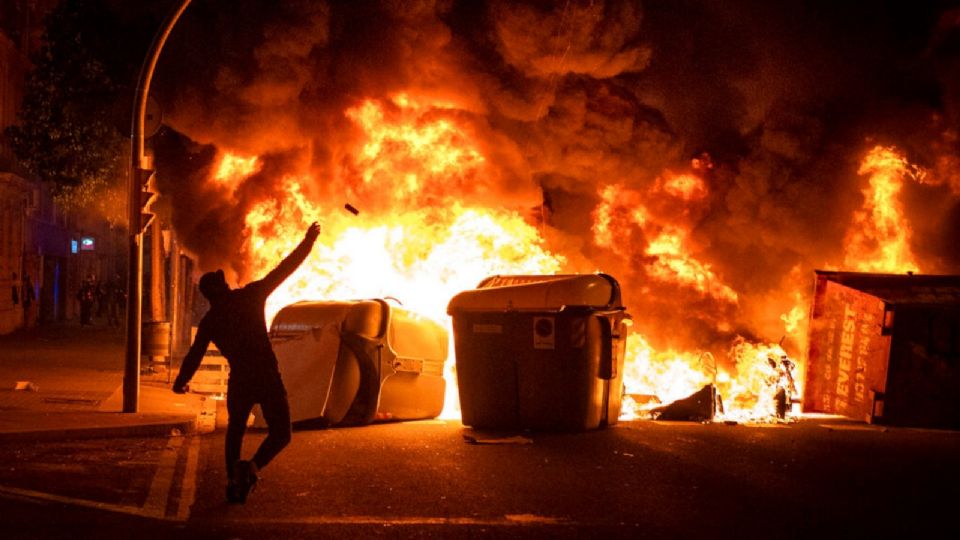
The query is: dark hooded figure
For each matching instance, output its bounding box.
[174,222,320,503]
[77,274,97,326]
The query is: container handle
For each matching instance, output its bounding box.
[598,316,615,380]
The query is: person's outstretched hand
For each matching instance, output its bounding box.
[305,222,321,243]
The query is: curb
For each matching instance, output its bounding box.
[0,416,198,443]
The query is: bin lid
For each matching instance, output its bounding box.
[447,274,621,312]
[270,299,449,362]
[270,300,386,339]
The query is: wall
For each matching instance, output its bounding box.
[0,1,95,333]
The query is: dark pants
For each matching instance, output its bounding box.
[80,301,93,325]
[225,374,292,477]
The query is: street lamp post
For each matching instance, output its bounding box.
[124,0,192,413]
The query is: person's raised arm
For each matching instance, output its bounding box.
[258,222,321,295]
[173,325,212,394]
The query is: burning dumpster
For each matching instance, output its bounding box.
[253,299,448,428]
[804,271,960,429]
[447,274,629,431]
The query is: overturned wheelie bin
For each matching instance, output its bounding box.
[448,274,630,431]
[253,299,449,428]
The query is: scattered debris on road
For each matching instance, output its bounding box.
[13,381,39,392]
[463,434,533,445]
[653,384,720,422]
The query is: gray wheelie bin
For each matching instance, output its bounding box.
[447,274,629,431]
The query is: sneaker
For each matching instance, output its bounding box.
[228,460,259,503]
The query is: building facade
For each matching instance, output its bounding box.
[1,0,119,334]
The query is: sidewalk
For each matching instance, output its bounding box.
[0,323,213,442]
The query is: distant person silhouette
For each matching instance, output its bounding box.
[105,273,125,330]
[21,273,35,330]
[173,222,320,503]
[77,274,97,326]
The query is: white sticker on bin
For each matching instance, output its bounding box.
[473,324,503,334]
[533,317,555,350]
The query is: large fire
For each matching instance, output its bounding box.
[210,97,925,424]
[843,145,924,274]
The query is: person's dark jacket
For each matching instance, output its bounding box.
[175,235,315,387]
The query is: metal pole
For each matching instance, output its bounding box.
[124,0,192,413]
[169,228,181,384]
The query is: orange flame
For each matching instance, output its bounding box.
[620,333,803,423]
[660,173,708,201]
[344,95,487,206]
[214,153,260,191]
[212,101,956,426]
[223,97,564,418]
[645,228,739,304]
[593,183,738,303]
[590,179,803,422]
[722,338,801,422]
[621,334,714,407]
[843,146,923,273]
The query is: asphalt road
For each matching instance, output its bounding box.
[2,418,959,539]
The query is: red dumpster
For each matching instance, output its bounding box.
[804,271,960,429]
